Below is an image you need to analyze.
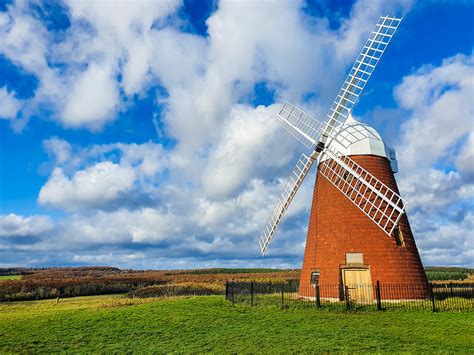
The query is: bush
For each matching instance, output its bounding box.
[130,283,224,298]
[426,271,468,281]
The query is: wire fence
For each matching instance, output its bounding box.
[225,280,474,312]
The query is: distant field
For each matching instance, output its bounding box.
[0,266,472,301]
[0,295,473,352]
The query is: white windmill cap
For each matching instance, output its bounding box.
[322,114,399,173]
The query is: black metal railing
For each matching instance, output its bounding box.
[225,280,474,312]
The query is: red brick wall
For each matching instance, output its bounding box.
[299,155,429,299]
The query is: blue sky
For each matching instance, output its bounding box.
[0,0,473,269]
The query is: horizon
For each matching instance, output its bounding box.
[0,0,473,269]
[1,265,472,271]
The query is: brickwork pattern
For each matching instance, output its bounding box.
[299,155,430,299]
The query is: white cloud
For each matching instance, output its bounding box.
[38,162,136,210]
[65,207,180,244]
[399,169,471,213]
[119,142,170,177]
[0,4,49,74]
[396,54,474,170]
[416,212,474,267]
[0,86,21,120]
[392,53,474,267]
[42,137,72,164]
[456,132,474,178]
[0,0,183,130]
[38,140,169,211]
[73,252,146,263]
[0,214,54,237]
[202,104,295,199]
[61,64,120,129]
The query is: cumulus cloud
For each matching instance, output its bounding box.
[416,212,474,267]
[393,53,474,266]
[396,53,474,170]
[0,214,54,238]
[61,64,120,128]
[38,163,136,210]
[0,4,49,74]
[0,0,182,130]
[456,132,474,178]
[0,86,21,119]
[202,104,295,199]
[42,137,72,164]
[38,140,169,211]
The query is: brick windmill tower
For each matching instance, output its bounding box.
[257,16,429,300]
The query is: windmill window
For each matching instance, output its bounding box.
[310,271,320,286]
[343,172,354,183]
[393,226,405,246]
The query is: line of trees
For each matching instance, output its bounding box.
[0,267,300,302]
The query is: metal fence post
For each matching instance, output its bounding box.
[250,281,254,306]
[345,286,350,310]
[225,282,229,301]
[376,280,382,311]
[316,284,321,308]
[231,282,235,306]
[281,284,284,308]
[430,282,436,312]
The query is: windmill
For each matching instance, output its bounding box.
[258,16,429,300]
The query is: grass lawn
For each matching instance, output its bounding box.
[0,275,21,281]
[0,295,473,353]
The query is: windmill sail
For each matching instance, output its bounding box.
[259,153,315,255]
[319,16,402,145]
[277,103,324,149]
[319,148,407,236]
[276,16,402,153]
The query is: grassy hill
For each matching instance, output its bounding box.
[0,295,472,352]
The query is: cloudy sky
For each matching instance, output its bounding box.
[0,0,472,269]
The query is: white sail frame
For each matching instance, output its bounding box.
[318,148,407,236]
[259,153,315,255]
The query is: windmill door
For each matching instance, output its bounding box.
[342,268,373,303]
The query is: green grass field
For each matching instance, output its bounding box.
[0,295,473,353]
[0,275,21,281]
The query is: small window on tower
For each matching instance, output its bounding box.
[393,226,405,246]
[310,271,320,287]
[343,171,353,183]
